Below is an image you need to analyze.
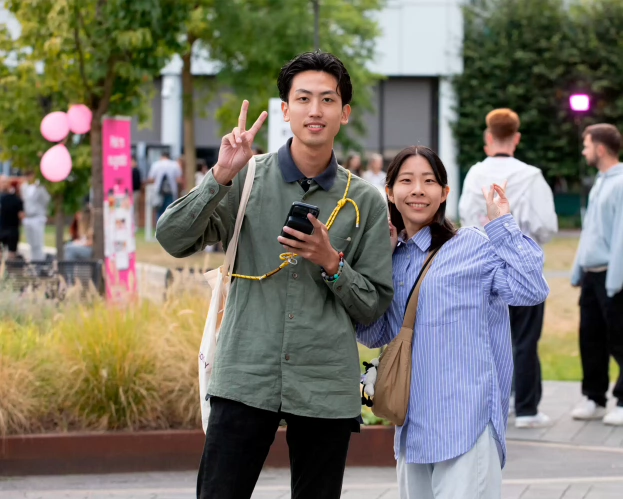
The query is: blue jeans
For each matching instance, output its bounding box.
[63,243,93,285]
[157,194,174,220]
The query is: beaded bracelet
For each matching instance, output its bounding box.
[321,252,345,282]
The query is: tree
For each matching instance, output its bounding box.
[453,0,580,185]
[201,0,383,154]
[453,0,623,193]
[0,60,91,258]
[179,0,214,192]
[3,0,187,260]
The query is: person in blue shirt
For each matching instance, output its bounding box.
[570,124,623,426]
[357,146,549,498]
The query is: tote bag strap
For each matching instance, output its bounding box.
[402,246,442,329]
[223,156,256,277]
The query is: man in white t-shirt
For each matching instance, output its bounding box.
[459,108,558,429]
[148,151,183,219]
[362,153,386,198]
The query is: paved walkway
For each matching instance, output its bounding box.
[1,381,621,498]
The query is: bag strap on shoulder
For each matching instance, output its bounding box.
[402,246,442,329]
[223,157,256,277]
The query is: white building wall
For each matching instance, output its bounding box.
[371,0,464,77]
[371,0,464,218]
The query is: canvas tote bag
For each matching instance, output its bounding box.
[372,246,441,426]
[199,157,256,433]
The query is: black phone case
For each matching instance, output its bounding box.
[280,203,320,241]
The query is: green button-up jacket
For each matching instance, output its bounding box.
[156,147,394,418]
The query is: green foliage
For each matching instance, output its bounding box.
[210,0,384,151]
[0,61,91,214]
[453,0,623,187]
[1,0,188,258]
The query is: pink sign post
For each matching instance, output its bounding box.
[102,117,136,301]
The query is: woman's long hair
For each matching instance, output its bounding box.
[386,146,456,250]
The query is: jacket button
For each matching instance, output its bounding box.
[288,313,294,319]
[292,273,298,279]
[285,354,290,361]
[337,286,342,292]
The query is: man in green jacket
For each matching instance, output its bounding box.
[156,51,393,499]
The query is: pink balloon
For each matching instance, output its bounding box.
[67,104,93,135]
[40,144,72,182]
[40,112,69,142]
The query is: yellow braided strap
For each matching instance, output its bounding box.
[231,171,360,281]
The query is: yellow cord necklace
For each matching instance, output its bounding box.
[231,171,361,281]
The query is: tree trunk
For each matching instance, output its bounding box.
[55,195,65,260]
[182,44,197,193]
[90,118,105,261]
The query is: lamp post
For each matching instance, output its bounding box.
[570,93,590,223]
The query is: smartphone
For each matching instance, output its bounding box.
[280,202,320,241]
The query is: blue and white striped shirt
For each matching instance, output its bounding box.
[357,214,549,467]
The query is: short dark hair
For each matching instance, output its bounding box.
[277,51,353,106]
[161,151,171,159]
[386,146,456,250]
[583,124,621,156]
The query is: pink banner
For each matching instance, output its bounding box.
[102,117,136,301]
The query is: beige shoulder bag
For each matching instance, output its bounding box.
[371,246,441,426]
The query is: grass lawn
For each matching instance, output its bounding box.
[31,227,618,382]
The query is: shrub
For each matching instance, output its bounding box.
[0,272,208,435]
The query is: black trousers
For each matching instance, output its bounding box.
[579,271,623,407]
[196,397,353,499]
[510,303,545,417]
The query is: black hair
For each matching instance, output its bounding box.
[196,158,208,172]
[386,146,456,250]
[277,51,353,106]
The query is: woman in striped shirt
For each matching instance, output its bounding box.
[357,146,549,498]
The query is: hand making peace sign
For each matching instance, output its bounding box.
[481,180,510,223]
[212,100,268,185]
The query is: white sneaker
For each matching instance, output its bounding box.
[603,407,623,426]
[515,412,552,428]
[571,398,607,420]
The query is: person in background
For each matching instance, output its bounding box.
[570,124,623,426]
[362,153,387,197]
[132,156,142,230]
[0,178,25,260]
[64,208,94,261]
[147,151,183,219]
[344,153,362,177]
[459,108,558,429]
[20,171,51,261]
[195,159,209,187]
[0,175,4,233]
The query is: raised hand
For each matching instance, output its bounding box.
[481,180,510,222]
[212,100,268,185]
[277,214,340,274]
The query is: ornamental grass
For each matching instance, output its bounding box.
[0,274,207,436]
